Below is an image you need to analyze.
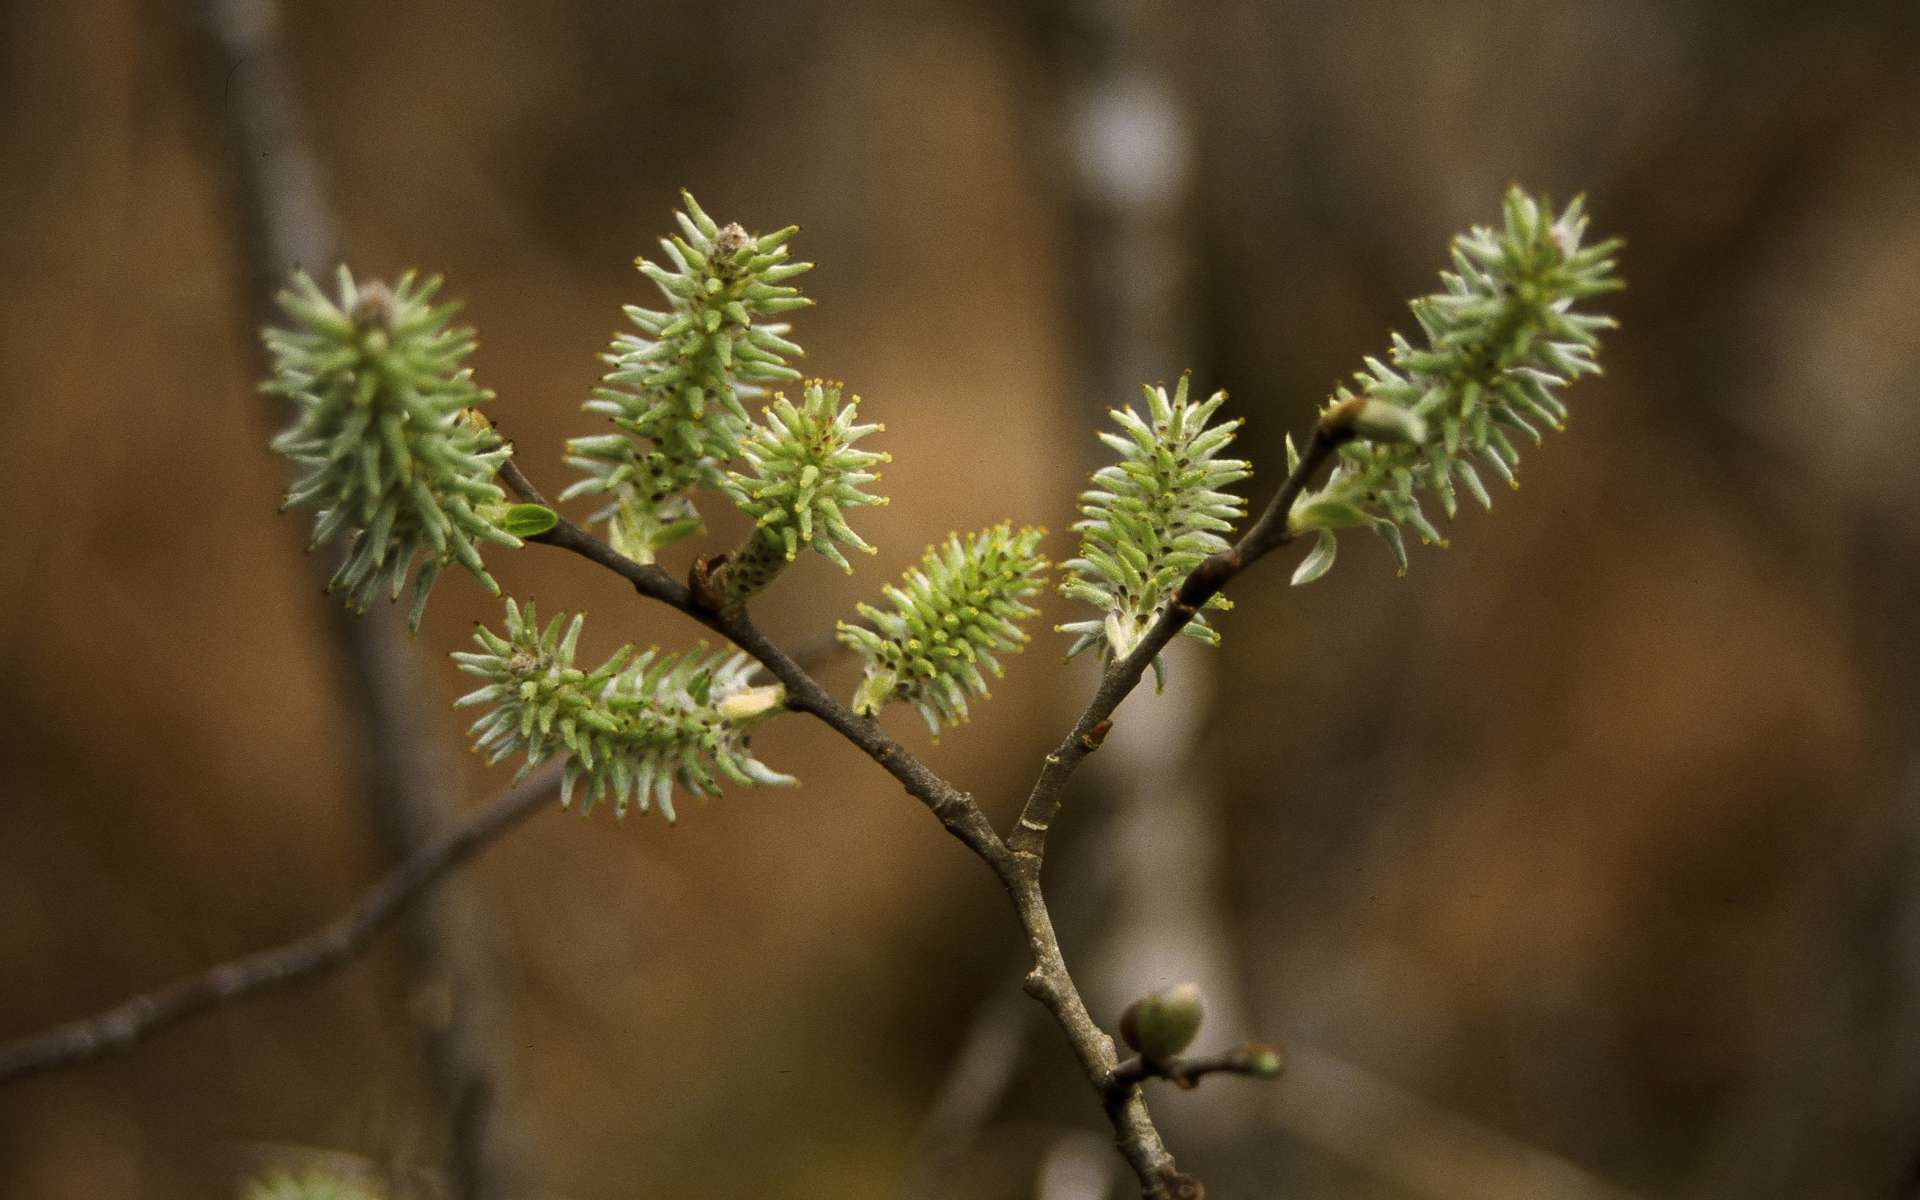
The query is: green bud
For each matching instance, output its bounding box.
[1328,397,1429,445]
[1239,1042,1285,1079]
[1119,981,1204,1062]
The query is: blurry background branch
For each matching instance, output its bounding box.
[0,766,560,1087]
[195,1,534,1195]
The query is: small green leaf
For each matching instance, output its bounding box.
[1290,529,1337,586]
[499,504,559,539]
[1370,518,1409,576]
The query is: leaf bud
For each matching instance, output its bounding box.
[1119,981,1204,1062]
[1237,1041,1285,1079]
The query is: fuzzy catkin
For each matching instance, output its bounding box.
[265,267,518,629]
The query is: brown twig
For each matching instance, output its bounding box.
[495,463,1196,1191]
[501,425,1355,1195]
[1107,1042,1286,1095]
[0,765,561,1086]
[499,461,1008,865]
[502,435,1361,1195]
[0,401,1333,1197]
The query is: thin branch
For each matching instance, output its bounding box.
[1007,417,1353,860]
[1107,1042,1286,1095]
[1003,868,1184,1194]
[0,417,1321,1191]
[0,765,561,1086]
[499,465,1201,1194]
[499,461,1011,865]
[903,821,1130,1196]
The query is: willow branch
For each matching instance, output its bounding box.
[499,460,1007,865]
[501,463,1198,1195]
[1002,868,1186,1194]
[0,765,561,1087]
[1007,415,1354,860]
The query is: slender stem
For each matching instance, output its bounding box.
[0,765,561,1086]
[1,427,1332,1193]
[1007,418,1352,861]
[996,860,1184,1194]
[500,461,1010,861]
[499,466,1203,1193]
[1107,1042,1286,1094]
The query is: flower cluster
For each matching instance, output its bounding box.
[839,525,1049,733]
[454,600,794,822]
[1287,188,1622,583]
[265,268,517,629]
[712,380,888,605]
[1058,372,1250,681]
[561,191,813,563]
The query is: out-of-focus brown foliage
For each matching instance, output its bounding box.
[1,1,1916,1197]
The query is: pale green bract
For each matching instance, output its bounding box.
[1058,371,1250,685]
[839,525,1050,734]
[561,190,813,563]
[1287,188,1622,580]
[454,599,794,823]
[265,267,518,630]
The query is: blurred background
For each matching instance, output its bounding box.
[3,0,1918,1196]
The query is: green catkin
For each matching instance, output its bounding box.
[714,379,888,605]
[454,599,793,823]
[838,525,1050,734]
[242,1168,386,1200]
[1287,188,1622,581]
[265,268,518,629]
[1057,370,1251,685]
[561,191,814,563]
